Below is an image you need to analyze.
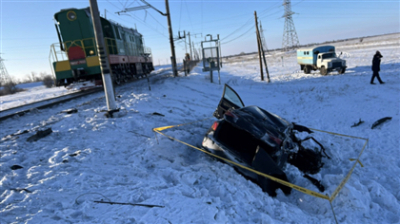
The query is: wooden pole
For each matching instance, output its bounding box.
[257,28,270,82]
[254,11,264,81]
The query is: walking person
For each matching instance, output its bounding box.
[370,51,384,84]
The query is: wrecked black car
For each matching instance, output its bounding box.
[201,84,329,196]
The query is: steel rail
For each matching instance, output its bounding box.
[0,88,103,122]
[0,66,189,122]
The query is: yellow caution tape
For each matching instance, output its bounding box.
[329,139,368,202]
[309,128,368,141]
[349,158,364,167]
[153,120,368,202]
[153,117,214,132]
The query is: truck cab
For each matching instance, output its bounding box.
[297,45,346,75]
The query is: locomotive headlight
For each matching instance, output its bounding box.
[67,11,77,21]
[89,50,94,55]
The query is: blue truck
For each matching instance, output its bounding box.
[297,45,346,75]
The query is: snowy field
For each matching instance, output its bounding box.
[0,33,399,224]
[0,82,81,111]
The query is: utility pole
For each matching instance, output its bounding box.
[254,11,264,81]
[165,0,178,76]
[184,30,187,54]
[258,33,270,82]
[89,0,118,115]
[256,18,270,82]
[192,41,196,59]
[188,32,193,59]
[117,0,178,77]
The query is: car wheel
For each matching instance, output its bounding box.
[339,67,346,74]
[320,66,328,76]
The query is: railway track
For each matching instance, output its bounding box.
[0,87,103,122]
[0,65,194,122]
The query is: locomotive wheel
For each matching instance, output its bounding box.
[114,74,121,85]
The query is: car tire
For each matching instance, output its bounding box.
[320,66,328,76]
[339,67,346,74]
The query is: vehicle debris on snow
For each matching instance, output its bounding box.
[371,117,392,129]
[26,128,53,142]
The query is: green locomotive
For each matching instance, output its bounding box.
[50,7,154,86]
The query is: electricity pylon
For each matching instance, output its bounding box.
[282,0,300,52]
[0,55,11,85]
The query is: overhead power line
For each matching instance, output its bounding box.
[221,26,254,45]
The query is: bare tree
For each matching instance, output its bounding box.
[39,72,49,80]
[25,74,33,83]
[30,72,38,82]
[42,75,55,88]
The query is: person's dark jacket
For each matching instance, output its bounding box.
[372,54,382,72]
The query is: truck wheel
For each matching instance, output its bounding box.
[304,66,311,74]
[339,67,346,74]
[320,66,328,76]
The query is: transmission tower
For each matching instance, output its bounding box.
[259,21,268,52]
[0,55,11,85]
[282,0,300,52]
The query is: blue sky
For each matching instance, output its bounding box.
[1,0,399,81]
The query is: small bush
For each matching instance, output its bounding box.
[0,81,20,96]
[42,75,55,88]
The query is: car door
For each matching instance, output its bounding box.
[213,84,245,119]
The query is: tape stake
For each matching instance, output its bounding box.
[154,132,159,144]
[329,199,339,224]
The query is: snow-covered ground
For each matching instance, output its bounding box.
[0,33,399,224]
[0,82,86,111]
